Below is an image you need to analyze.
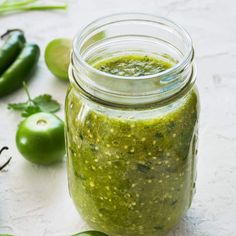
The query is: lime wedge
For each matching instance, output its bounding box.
[45,38,71,81]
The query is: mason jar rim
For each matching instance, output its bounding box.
[73,12,194,81]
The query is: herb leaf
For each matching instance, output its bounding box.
[8,83,61,117]
[21,104,41,117]
[8,102,28,111]
[34,94,60,113]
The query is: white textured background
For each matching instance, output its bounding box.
[0,0,236,235]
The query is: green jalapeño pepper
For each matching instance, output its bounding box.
[0,30,26,75]
[0,43,40,97]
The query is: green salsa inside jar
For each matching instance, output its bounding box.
[94,54,173,76]
[66,54,199,236]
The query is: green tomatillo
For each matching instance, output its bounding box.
[16,112,65,165]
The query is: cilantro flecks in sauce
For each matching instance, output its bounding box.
[66,55,199,236]
[94,54,172,77]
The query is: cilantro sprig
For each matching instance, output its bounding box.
[8,82,60,117]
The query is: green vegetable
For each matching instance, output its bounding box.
[8,82,60,117]
[0,0,67,16]
[0,43,40,97]
[16,112,65,165]
[45,38,71,81]
[0,29,26,75]
[72,231,108,236]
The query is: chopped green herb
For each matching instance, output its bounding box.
[166,121,176,131]
[137,163,150,173]
[155,132,164,139]
[94,54,173,77]
[154,225,164,231]
[170,200,178,206]
[79,133,84,140]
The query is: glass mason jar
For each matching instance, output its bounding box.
[65,13,199,236]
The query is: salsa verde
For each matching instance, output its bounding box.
[66,55,199,236]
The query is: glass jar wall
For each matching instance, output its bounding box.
[65,13,200,236]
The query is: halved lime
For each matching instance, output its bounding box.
[45,38,71,81]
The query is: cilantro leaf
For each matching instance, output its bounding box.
[33,95,60,113]
[8,83,61,117]
[21,104,41,117]
[8,102,29,111]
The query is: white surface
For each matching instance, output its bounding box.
[0,0,236,235]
